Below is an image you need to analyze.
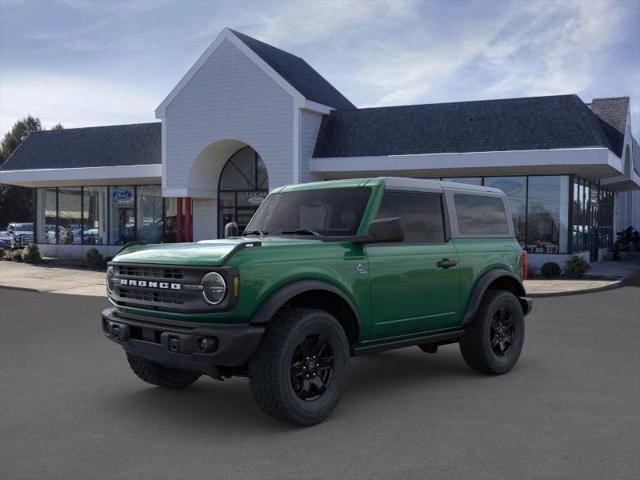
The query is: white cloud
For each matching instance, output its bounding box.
[334,0,627,108]
[0,72,158,132]
[249,0,411,46]
[0,0,637,138]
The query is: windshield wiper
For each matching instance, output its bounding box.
[279,228,321,237]
[243,229,267,237]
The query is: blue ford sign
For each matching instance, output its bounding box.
[112,189,133,200]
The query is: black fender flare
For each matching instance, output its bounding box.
[248,280,361,331]
[461,269,528,326]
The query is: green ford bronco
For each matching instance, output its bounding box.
[102,177,532,425]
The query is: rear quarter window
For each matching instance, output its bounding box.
[454,194,510,235]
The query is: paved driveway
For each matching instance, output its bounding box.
[1,287,638,480]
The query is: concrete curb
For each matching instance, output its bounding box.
[528,279,624,298]
[0,284,105,297]
[0,284,41,293]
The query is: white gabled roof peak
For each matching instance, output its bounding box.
[155,28,346,118]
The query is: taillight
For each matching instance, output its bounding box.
[522,250,528,280]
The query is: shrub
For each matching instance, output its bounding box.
[540,261,561,278]
[564,256,590,277]
[85,248,105,269]
[22,244,42,264]
[11,250,24,262]
[0,249,5,260]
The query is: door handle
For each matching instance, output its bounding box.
[437,258,457,269]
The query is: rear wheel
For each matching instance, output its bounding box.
[459,289,524,375]
[126,354,201,389]
[249,307,349,426]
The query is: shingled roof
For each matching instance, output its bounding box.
[313,95,617,158]
[230,29,355,111]
[0,122,161,171]
[590,97,629,157]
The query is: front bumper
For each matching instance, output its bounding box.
[102,308,264,375]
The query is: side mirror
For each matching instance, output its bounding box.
[224,222,239,238]
[366,217,404,243]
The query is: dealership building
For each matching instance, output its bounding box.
[1,28,638,269]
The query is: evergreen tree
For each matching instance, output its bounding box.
[0,116,63,227]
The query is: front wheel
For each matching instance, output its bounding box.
[249,307,350,426]
[126,354,201,389]
[459,289,525,375]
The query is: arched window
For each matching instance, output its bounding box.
[218,146,268,237]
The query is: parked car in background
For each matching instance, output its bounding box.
[0,230,10,249]
[4,223,34,249]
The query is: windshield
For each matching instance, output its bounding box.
[245,187,371,237]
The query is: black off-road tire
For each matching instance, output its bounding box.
[126,353,201,389]
[459,289,524,375]
[248,307,350,426]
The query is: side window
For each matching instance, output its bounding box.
[376,191,446,243]
[454,194,510,235]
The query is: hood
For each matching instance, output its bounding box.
[112,236,322,266]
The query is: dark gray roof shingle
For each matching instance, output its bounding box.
[590,97,629,157]
[230,29,355,110]
[1,122,161,171]
[313,95,617,158]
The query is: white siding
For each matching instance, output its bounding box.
[37,244,121,260]
[163,39,294,196]
[192,198,217,241]
[299,110,323,183]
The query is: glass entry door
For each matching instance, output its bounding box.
[218,147,268,237]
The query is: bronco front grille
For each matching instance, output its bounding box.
[115,265,184,280]
[108,262,237,313]
[117,286,185,305]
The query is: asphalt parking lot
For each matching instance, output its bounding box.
[1,286,639,480]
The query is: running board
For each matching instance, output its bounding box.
[352,329,466,356]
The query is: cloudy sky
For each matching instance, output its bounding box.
[1,0,639,137]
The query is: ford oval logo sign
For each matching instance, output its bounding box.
[247,195,265,205]
[112,189,133,200]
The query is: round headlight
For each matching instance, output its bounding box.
[106,266,115,294]
[201,272,227,305]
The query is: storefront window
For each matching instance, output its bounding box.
[82,187,107,245]
[597,190,614,248]
[578,179,586,251]
[136,185,163,243]
[442,177,483,186]
[484,177,527,247]
[163,197,177,243]
[589,183,599,254]
[572,177,601,253]
[36,188,57,244]
[57,188,82,245]
[35,185,172,246]
[526,176,569,254]
[109,186,136,245]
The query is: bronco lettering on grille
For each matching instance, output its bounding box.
[120,279,182,290]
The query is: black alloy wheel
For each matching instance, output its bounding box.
[249,307,350,426]
[459,289,525,375]
[489,307,514,357]
[290,334,335,401]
